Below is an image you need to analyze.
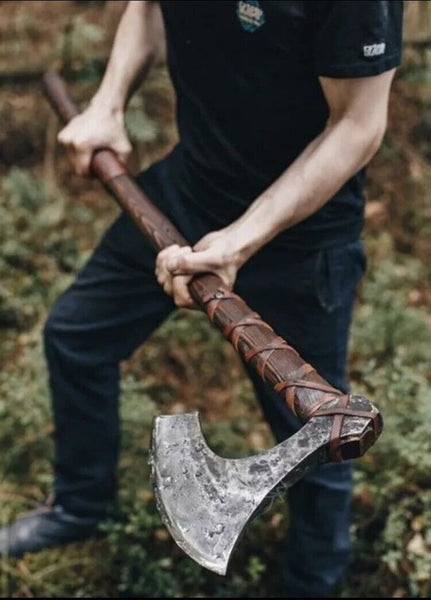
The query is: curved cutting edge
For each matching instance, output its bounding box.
[150,412,337,575]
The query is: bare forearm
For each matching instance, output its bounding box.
[227,119,384,262]
[159,71,396,309]
[158,120,385,310]
[92,1,164,113]
[57,1,165,176]
[226,73,397,263]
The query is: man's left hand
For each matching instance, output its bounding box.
[155,229,244,309]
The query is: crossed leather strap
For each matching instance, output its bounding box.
[201,289,380,462]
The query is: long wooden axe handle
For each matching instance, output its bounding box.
[43,71,382,462]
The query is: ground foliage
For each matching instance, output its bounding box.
[0,2,430,597]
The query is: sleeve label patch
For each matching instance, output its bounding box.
[363,42,386,58]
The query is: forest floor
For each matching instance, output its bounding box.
[0,2,430,597]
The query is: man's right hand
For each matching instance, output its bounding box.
[57,102,132,177]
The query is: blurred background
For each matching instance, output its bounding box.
[0,1,430,597]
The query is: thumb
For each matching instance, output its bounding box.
[168,249,219,274]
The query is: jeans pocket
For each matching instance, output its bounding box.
[315,241,367,314]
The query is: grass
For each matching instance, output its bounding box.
[0,1,430,596]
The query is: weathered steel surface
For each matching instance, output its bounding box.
[150,401,374,575]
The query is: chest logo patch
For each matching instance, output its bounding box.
[237,0,265,33]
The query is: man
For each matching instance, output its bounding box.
[0,1,403,597]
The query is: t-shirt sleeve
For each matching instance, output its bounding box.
[314,1,403,78]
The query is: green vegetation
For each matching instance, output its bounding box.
[0,1,430,597]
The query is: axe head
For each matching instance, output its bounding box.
[150,412,337,574]
[150,398,379,575]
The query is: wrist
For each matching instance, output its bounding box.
[224,224,265,267]
[90,97,124,119]
[226,191,289,263]
[90,86,126,118]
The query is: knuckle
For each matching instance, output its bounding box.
[74,141,88,152]
[160,245,177,258]
[58,133,70,146]
[120,139,132,152]
[174,296,187,308]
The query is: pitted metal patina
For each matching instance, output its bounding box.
[150,396,378,576]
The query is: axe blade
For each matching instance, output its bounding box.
[150,398,378,575]
[150,412,335,575]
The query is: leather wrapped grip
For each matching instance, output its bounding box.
[43,71,382,461]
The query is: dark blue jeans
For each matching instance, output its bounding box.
[43,157,366,597]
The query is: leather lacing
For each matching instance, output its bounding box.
[202,289,380,462]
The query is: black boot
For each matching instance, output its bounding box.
[0,503,103,558]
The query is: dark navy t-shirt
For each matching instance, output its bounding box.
[158,1,403,249]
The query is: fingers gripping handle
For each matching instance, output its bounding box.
[43,72,129,192]
[43,71,382,461]
[42,71,187,250]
